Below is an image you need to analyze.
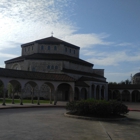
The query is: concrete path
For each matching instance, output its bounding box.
[0,108,140,140]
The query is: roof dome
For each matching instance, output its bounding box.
[133,72,140,77]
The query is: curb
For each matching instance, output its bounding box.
[64,112,127,121]
[0,105,66,110]
[128,109,140,112]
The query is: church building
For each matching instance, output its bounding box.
[5,36,108,101]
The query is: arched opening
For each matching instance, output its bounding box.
[11,63,21,70]
[57,83,73,101]
[132,90,140,102]
[112,90,120,101]
[81,88,87,100]
[8,80,21,104]
[8,80,21,99]
[122,90,130,102]
[75,87,80,100]
[24,81,38,104]
[40,82,55,104]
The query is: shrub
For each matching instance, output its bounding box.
[66,99,129,117]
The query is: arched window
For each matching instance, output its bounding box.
[65,47,67,52]
[54,46,57,50]
[70,49,71,53]
[51,65,54,69]
[48,46,50,50]
[47,65,50,69]
[74,50,75,54]
[41,46,44,50]
[32,67,35,71]
[55,66,58,69]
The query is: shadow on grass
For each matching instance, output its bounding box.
[0,98,50,104]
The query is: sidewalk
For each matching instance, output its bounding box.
[0,101,67,109]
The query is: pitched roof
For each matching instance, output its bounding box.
[75,80,89,87]
[62,68,105,79]
[5,53,93,67]
[78,76,107,83]
[21,36,80,49]
[0,68,75,82]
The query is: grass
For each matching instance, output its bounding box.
[0,98,50,104]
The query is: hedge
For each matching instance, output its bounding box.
[66,99,129,117]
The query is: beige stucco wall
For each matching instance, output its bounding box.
[6,61,26,70]
[92,69,104,76]
[6,59,93,74]
[22,43,79,58]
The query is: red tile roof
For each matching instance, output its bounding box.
[5,53,93,67]
[0,68,75,82]
[62,68,105,78]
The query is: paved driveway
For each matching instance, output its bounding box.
[0,108,140,140]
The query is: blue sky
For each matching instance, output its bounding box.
[0,0,140,83]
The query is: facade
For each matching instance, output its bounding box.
[108,72,140,102]
[108,84,140,102]
[131,73,140,84]
[4,36,108,101]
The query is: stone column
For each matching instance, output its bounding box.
[88,85,92,98]
[79,87,82,100]
[20,89,24,105]
[31,88,34,104]
[93,85,97,99]
[2,88,7,106]
[54,90,57,105]
[12,89,15,104]
[37,90,40,105]
[130,93,132,102]
[103,88,106,100]
[99,85,102,100]
[120,93,122,102]
[69,88,74,102]
[50,89,52,104]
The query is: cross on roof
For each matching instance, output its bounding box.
[51,32,54,37]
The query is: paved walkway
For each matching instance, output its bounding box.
[0,107,140,140]
[0,102,140,139]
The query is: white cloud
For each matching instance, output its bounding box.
[117,42,132,47]
[63,33,113,48]
[0,0,113,52]
[0,53,18,58]
[86,50,140,66]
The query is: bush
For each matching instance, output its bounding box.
[66,99,129,117]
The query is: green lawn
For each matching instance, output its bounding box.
[0,98,50,104]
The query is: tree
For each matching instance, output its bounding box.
[118,79,131,85]
[108,82,117,85]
